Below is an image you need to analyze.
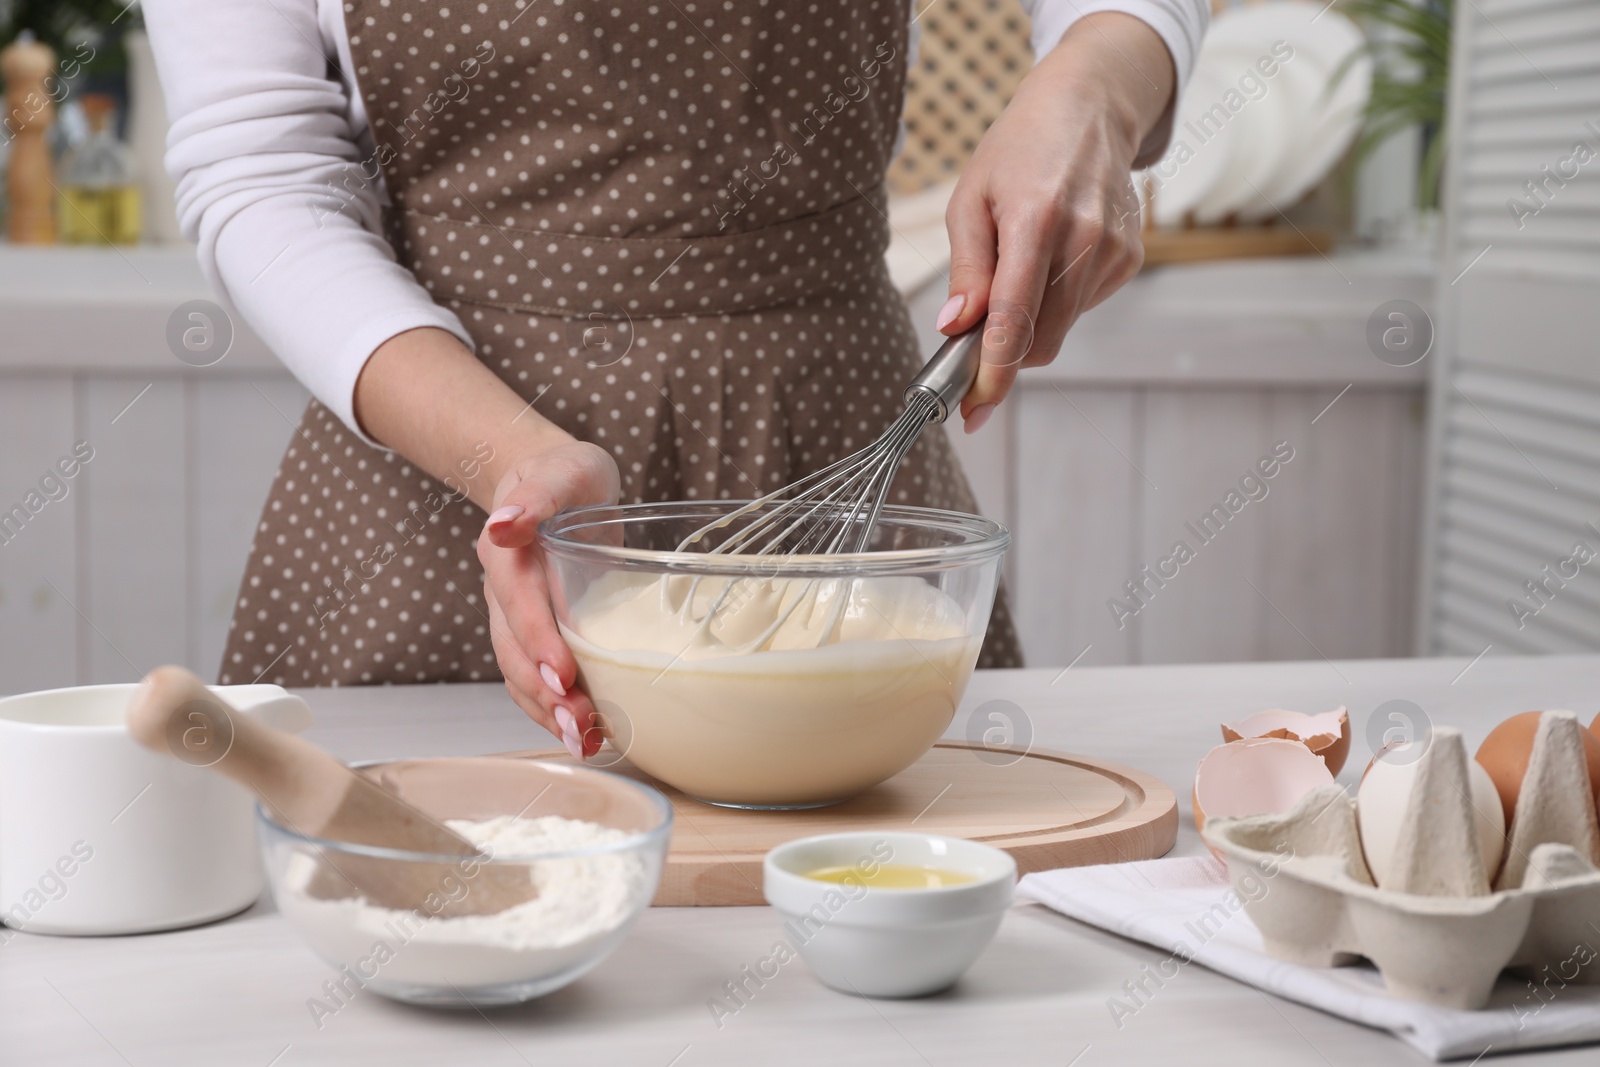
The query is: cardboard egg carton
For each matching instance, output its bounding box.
[1204,712,1600,1010]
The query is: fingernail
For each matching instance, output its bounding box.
[554,706,583,760]
[554,705,577,736]
[964,402,997,435]
[485,504,525,530]
[539,662,567,696]
[935,294,965,331]
[562,725,584,761]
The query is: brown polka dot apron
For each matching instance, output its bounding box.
[219,0,1022,686]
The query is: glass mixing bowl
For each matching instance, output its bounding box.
[258,757,671,1007]
[540,501,1009,809]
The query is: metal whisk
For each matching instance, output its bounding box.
[662,322,986,651]
[678,320,986,558]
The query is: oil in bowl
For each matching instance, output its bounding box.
[764,832,1016,998]
[804,864,977,890]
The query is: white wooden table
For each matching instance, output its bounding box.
[6,655,1596,1066]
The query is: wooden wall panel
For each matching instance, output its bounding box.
[1262,388,1417,664]
[0,378,81,694]
[82,377,188,683]
[1137,389,1271,664]
[1012,387,1139,667]
[1384,392,1424,657]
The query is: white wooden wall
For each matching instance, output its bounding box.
[0,246,1429,695]
[1001,384,1423,667]
[0,372,308,695]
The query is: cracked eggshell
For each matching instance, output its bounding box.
[1221,707,1351,775]
[1475,710,1600,826]
[1193,737,1337,851]
[1357,740,1505,890]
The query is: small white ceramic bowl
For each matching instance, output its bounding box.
[763,831,1015,998]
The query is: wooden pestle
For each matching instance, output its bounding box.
[127,666,533,917]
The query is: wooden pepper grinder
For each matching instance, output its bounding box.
[2,33,59,244]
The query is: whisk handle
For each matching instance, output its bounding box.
[905,320,984,423]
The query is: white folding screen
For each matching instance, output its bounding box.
[1418,0,1600,654]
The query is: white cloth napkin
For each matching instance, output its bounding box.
[1018,856,1600,1061]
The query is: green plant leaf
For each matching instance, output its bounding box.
[1327,0,1452,210]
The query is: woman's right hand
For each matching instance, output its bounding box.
[478,438,621,760]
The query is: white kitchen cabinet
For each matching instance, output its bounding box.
[0,245,1428,691]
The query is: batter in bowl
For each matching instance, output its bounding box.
[561,572,982,807]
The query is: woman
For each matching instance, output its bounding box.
[145,0,1207,760]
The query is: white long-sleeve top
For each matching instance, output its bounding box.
[142,0,1208,443]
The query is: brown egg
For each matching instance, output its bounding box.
[1474,710,1600,826]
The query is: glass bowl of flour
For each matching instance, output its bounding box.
[540,501,1009,809]
[259,757,671,1007]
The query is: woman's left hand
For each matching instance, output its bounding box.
[936,12,1177,434]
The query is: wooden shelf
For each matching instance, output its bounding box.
[1142,224,1337,266]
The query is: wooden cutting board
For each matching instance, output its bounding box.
[502,742,1177,906]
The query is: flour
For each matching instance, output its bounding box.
[426,815,644,949]
[277,815,652,991]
